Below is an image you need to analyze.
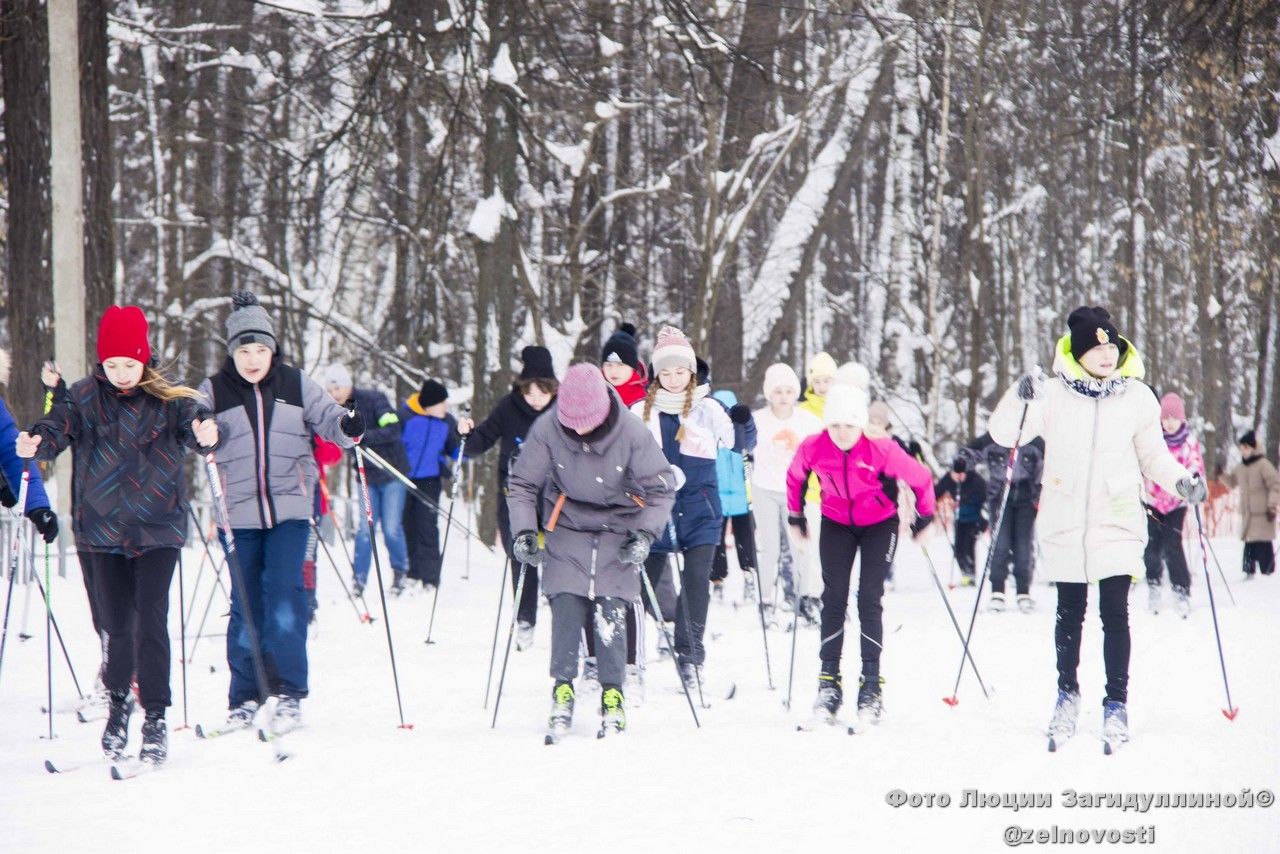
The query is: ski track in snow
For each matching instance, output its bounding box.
[3,533,1278,852]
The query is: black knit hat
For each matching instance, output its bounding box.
[418,379,448,408]
[601,323,641,372]
[1067,306,1129,363]
[519,346,555,382]
[1239,429,1259,449]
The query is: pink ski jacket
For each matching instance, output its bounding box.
[786,431,935,527]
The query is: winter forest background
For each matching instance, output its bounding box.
[1,0,1278,537]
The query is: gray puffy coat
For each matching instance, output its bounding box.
[199,357,353,529]
[506,394,677,600]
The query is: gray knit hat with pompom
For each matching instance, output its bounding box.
[225,291,277,354]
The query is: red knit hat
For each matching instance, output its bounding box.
[97,305,151,364]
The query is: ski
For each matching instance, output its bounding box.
[796,709,841,732]
[596,722,623,739]
[110,757,162,780]
[256,728,296,761]
[194,722,255,740]
[76,708,107,724]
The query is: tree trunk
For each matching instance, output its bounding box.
[1,0,54,426]
[79,0,114,356]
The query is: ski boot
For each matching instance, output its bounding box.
[101,690,135,758]
[812,672,843,723]
[856,675,884,727]
[139,712,168,766]
[1173,585,1190,618]
[798,596,821,627]
[1147,580,1161,614]
[515,620,535,652]
[677,659,699,695]
[742,572,757,603]
[989,592,1006,612]
[1046,689,1080,751]
[545,682,574,744]
[1102,699,1129,755]
[226,699,260,730]
[390,571,407,596]
[351,576,364,599]
[959,574,975,588]
[1016,593,1035,613]
[712,579,725,604]
[599,686,626,737]
[271,697,302,737]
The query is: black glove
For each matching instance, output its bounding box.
[910,514,934,538]
[0,481,16,509]
[340,406,365,439]
[618,530,654,565]
[1016,372,1043,403]
[512,529,544,566]
[27,506,58,543]
[1176,474,1207,505]
[728,403,752,425]
[787,513,808,538]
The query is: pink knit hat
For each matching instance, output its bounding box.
[557,363,613,432]
[1159,392,1186,423]
[651,325,696,374]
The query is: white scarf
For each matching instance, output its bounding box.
[651,383,709,416]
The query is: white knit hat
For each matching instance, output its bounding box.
[763,363,801,398]
[834,360,871,391]
[823,384,869,428]
[807,351,837,383]
[651,325,697,374]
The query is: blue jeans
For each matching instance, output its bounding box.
[225,520,311,707]
[353,480,408,584]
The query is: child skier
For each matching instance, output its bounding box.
[1222,430,1279,578]
[632,327,739,690]
[600,322,648,407]
[505,364,675,739]
[457,345,558,650]
[1142,392,1204,614]
[199,292,359,736]
[398,378,459,595]
[790,351,838,623]
[321,364,411,595]
[988,306,1203,753]
[965,432,1044,612]
[19,306,215,767]
[934,456,987,586]
[785,384,934,728]
[751,363,823,613]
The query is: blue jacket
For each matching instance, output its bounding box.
[0,398,51,512]
[347,387,409,486]
[653,411,722,553]
[400,404,459,480]
[710,390,756,517]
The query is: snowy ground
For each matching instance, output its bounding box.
[2,523,1278,853]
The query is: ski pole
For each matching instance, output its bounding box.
[945,401,1028,707]
[360,445,490,549]
[182,505,218,627]
[425,418,469,645]
[784,574,802,711]
[918,538,989,698]
[1200,536,1237,607]
[176,549,190,730]
[203,452,273,710]
[638,560,700,728]
[1192,505,1238,720]
[483,557,511,708]
[490,561,529,728]
[668,524,707,709]
[30,571,83,700]
[0,466,31,692]
[740,454,774,689]
[43,535,53,740]
[352,438,413,729]
[311,519,372,624]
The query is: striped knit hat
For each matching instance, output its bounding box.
[651,326,696,374]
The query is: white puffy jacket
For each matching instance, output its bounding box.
[988,337,1190,585]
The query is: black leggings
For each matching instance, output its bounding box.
[1055,575,1130,704]
[642,544,714,666]
[817,516,898,679]
[85,549,179,715]
[1143,506,1191,589]
[711,513,757,581]
[1243,541,1275,576]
